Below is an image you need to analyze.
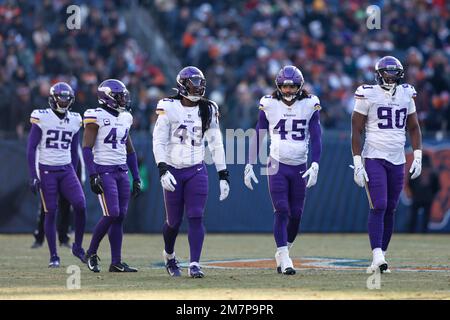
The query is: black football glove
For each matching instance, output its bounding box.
[131,179,142,198]
[29,178,40,195]
[218,169,230,184]
[90,174,104,195]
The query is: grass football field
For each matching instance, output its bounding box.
[0,234,449,300]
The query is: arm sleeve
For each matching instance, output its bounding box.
[309,110,322,164]
[127,152,140,180]
[407,85,417,115]
[70,131,79,170]
[248,110,269,164]
[205,104,226,172]
[27,124,42,179]
[152,103,171,165]
[82,147,97,176]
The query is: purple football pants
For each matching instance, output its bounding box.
[39,164,86,259]
[267,158,307,248]
[162,163,208,263]
[365,158,405,251]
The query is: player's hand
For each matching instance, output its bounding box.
[302,162,319,188]
[244,164,258,190]
[161,171,177,192]
[131,179,142,198]
[29,178,40,195]
[409,150,422,180]
[90,174,104,194]
[353,155,369,188]
[218,169,230,201]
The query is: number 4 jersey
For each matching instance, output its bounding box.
[354,84,417,164]
[83,108,132,165]
[30,108,82,166]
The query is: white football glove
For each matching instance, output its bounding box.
[161,171,177,192]
[219,180,230,201]
[353,155,369,188]
[302,162,319,188]
[409,150,422,180]
[244,164,259,190]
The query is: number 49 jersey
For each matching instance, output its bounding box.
[83,108,132,165]
[30,108,81,166]
[259,94,321,166]
[354,84,417,165]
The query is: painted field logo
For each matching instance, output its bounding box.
[151,257,450,273]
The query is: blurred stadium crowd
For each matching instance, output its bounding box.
[0,0,449,138]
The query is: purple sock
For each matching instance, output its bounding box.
[287,216,301,244]
[108,216,124,264]
[273,213,288,248]
[382,209,395,251]
[368,209,385,249]
[163,222,180,255]
[188,217,205,263]
[44,212,57,258]
[87,216,114,256]
[73,206,86,249]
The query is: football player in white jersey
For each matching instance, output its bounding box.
[82,79,142,273]
[244,66,322,275]
[351,56,422,273]
[153,66,229,278]
[26,82,87,267]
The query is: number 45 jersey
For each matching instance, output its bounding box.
[354,84,417,165]
[259,94,321,166]
[30,108,82,166]
[83,108,132,165]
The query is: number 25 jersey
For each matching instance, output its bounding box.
[353,84,416,165]
[83,108,133,165]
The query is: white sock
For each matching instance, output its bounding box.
[164,250,175,260]
[277,246,289,254]
[287,242,293,250]
[189,261,200,268]
[382,251,387,257]
[372,248,383,260]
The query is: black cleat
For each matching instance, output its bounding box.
[379,263,388,273]
[31,241,43,249]
[86,254,101,273]
[276,266,282,274]
[282,267,296,275]
[109,262,138,272]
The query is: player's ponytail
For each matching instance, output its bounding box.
[198,98,212,136]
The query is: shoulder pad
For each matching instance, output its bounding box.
[259,95,273,110]
[354,85,375,99]
[30,109,43,124]
[401,83,417,99]
[156,98,175,115]
[309,95,321,111]
[83,109,98,125]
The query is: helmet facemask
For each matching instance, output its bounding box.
[277,83,302,102]
[178,77,206,102]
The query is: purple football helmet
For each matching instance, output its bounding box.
[176,66,206,102]
[375,56,404,89]
[275,65,304,101]
[97,79,131,112]
[48,82,75,113]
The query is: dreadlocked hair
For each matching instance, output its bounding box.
[169,93,213,136]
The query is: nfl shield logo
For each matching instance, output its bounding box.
[103,119,110,126]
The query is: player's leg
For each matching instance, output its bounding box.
[382,162,405,253]
[364,158,388,272]
[184,164,208,278]
[108,170,136,272]
[287,163,307,247]
[268,160,294,275]
[161,167,185,276]
[59,167,87,263]
[85,171,119,272]
[31,202,45,248]
[57,194,71,247]
[39,170,60,267]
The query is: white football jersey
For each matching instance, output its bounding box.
[30,108,82,166]
[83,108,133,165]
[152,98,226,171]
[353,84,417,165]
[259,94,321,166]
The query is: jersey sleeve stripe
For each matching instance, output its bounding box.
[313,103,321,111]
[258,104,265,110]
[30,117,40,124]
[83,119,97,124]
[84,116,97,119]
[354,94,365,98]
[156,109,166,115]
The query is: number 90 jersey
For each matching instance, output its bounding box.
[30,108,81,166]
[353,84,417,165]
[259,94,321,166]
[83,108,132,165]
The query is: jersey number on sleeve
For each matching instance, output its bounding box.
[273,119,307,141]
[45,130,72,149]
[104,128,128,149]
[377,107,408,129]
